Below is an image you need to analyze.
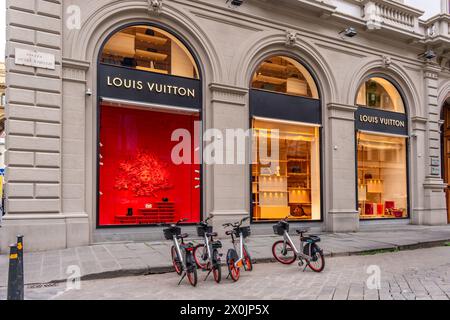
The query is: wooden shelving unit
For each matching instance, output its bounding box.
[100,27,172,75]
[252,131,312,220]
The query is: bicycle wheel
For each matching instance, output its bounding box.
[186,253,198,287]
[308,244,325,273]
[243,245,253,271]
[171,246,183,275]
[272,240,297,265]
[212,249,222,284]
[193,244,208,269]
[226,249,240,282]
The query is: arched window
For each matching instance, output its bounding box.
[101,25,199,79]
[356,77,404,113]
[355,76,408,220]
[252,56,319,98]
[250,56,322,222]
[97,25,202,227]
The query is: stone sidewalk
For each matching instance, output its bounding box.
[0,224,449,287]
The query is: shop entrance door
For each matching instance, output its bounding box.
[443,103,450,223]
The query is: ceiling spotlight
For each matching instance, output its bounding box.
[339,27,357,38]
[418,49,436,60]
[227,0,245,7]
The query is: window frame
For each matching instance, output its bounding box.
[95,22,204,229]
[354,75,411,221]
[249,55,324,224]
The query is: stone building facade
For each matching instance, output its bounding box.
[2,0,450,252]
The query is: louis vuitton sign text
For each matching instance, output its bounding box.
[359,114,405,128]
[106,76,196,98]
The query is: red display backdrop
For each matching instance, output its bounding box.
[98,103,201,226]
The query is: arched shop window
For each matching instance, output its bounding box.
[355,76,408,220]
[250,56,322,222]
[97,25,202,227]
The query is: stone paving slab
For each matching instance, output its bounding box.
[0,225,449,287]
[1,246,447,300]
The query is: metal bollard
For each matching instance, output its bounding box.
[16,235,24,300]
[7,244,21,300]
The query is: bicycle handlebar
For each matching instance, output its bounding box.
[222,216,250,229]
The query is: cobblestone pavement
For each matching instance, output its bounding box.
[1,246,449,300]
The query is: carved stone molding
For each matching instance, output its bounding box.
[411,116,427,132]
[62,58,90,83]
[285,30,297,48]
[148,0,163,14]
[381,55,392,69]
[209,83,248,107]
[328,103,358,121]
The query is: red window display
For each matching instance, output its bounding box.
[98,103,201,226]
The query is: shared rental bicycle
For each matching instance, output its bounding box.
[223,217,253,281]
[162,218,198,286]
[272,216,325,272]
[193,215,223,283]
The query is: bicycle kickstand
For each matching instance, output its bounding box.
[302,263,308,272]
[178,272,187,286]
[204,269,213,281]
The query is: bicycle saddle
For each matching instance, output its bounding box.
[295,228,310,234]
[178,233,189,239]
[206,232,218,237]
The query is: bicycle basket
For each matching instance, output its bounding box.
[196,225,213,237]
[273,221,289,236]
[236,226,251,238]
[163,226,181,240]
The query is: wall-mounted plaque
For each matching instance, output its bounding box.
[15,48,55,70]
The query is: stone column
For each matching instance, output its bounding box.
[207,83,249,234]
[2,0,64,252]
[416,66,447,225]
[325,103,359,232]
[61,58,90,247]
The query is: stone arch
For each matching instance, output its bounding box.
[233,31,337,104]
[66,1,221,83]
[438,81,450,111]
[346,60,422,119]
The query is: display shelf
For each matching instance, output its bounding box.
[135,33,168,46]
[254,74,287,85]
[135,49,168,61]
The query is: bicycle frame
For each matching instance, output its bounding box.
[230,231,245,267]
[282,230,312,261]
[201,233,214,266]
[172,235,187,271]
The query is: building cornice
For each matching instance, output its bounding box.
[209,83,248,106]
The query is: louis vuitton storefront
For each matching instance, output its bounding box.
[2,0,450,251]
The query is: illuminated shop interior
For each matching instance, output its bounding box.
[101,25,199,79]
[356,77,405,113]
[251,56,321,222]
[251,119,321,221]
[252,56,319,99]
[356,77,408,220]
[98,26,201,226]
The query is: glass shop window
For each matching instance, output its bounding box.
[252,119,321,222]
[252,56,319,99]
[101,25,199,79]
[357,132,408,219]
[98,103,201,226]
[356,77,405,113]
